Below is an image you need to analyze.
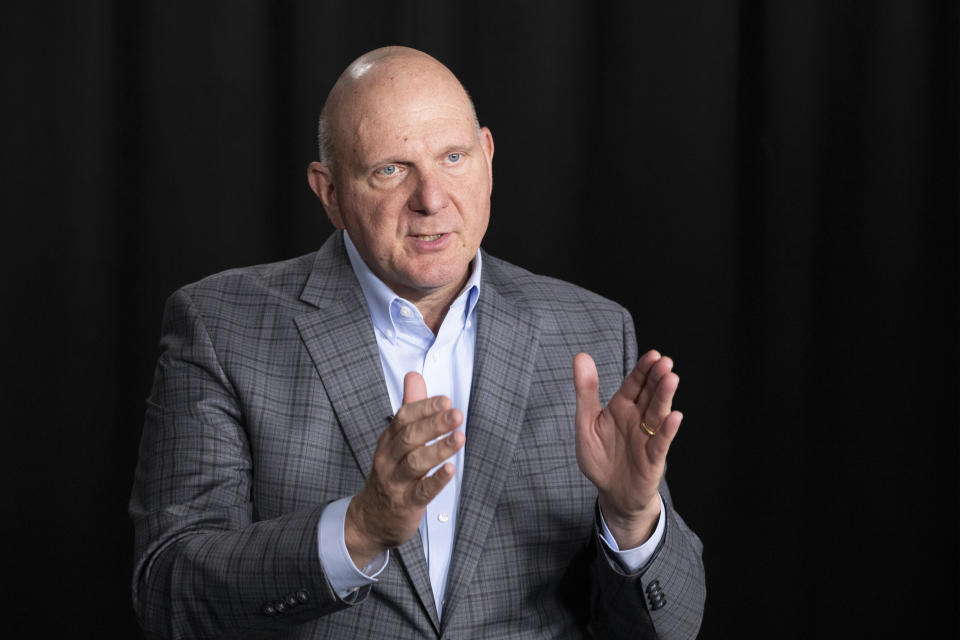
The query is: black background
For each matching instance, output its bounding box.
[3,1,957,637]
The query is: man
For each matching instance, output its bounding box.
[130,46,705,639]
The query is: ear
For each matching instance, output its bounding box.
[479,126,495,187]
[307,161,344,228]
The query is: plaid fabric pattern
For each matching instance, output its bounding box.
[129,231,705,639]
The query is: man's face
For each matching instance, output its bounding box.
[311,67,494,304]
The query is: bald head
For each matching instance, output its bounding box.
[317,47,480,166]
[306,45,494,314]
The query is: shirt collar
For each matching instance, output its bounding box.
[343,231,482,343]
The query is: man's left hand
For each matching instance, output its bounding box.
[573,349,683,549]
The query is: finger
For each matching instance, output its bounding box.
[403,371,428,404]
[393,371,448,433]
[644,371,679,426]
[389,371,441,436]
[646,410,682,462]
[412,462,456,506]
[635,356,674,415]
[392,394,452,435]
[617,350,662,403]
[401,429,465,478]
[573,353,602,431]
[390,404,462,461]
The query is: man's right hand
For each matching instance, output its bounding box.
[344,371,464,569]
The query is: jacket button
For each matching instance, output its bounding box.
[263,604,277,616]
[296,589,310,603]
[645,579,667,611]
[274,601,287,614]
[284,593,299,607]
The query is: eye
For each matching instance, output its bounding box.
[377,164,401,177]
[447,153,462,164]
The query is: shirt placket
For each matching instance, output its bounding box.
[393,298,468,618]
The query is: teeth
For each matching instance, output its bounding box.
[418,234,442,241]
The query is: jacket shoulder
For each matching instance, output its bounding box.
[482,252,629,318]
[172,251,318,315]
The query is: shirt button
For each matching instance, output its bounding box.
[385,329,394,339]
[399,306,412,317]
[465,320,472,328]
[438,513,450,523]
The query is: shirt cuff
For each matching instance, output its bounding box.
[597,493,666,574]
[318,496,390,599]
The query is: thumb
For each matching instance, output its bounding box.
[573,353,602,429]
[403,370,428,405]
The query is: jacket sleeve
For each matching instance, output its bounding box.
[129,288,368,639]
[586,308,706,639]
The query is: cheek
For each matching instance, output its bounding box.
[469,187,492,230]
[458,180,489,217]
[346,193,401,235]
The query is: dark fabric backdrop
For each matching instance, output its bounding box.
[3,1,957,637]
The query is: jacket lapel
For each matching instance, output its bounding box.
[440,262,542,630]
[294,232,440,632]
[295,232,392,481]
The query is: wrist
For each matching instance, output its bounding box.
[344,496,387,569]
[598,495,661,549]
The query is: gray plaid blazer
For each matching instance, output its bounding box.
[130,231,705,639]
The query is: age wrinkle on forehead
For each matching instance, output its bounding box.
[354,98,474,139]
[354,114,477,166]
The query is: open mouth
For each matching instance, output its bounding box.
[415,234,443,241]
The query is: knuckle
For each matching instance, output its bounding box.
[393,406,409,425]
[398,426,420,449]
[434,410,452,431]
[372,450,390,471]
[414,481,430,504]
[403,450,422,474]
[440,435,454,453]
[422,471,444,497]
[445,431,462,451]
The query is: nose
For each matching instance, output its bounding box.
[407,169,450,215]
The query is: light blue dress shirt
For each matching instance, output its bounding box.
[318,232,665,617]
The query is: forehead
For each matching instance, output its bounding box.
[360,104,474,156]
[333,64,478,165]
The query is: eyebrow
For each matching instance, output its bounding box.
[439,144,471,156]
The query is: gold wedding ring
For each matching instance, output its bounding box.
[640,421,656,437]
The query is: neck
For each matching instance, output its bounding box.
[416,298,453,335]
[398,270,471,335]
